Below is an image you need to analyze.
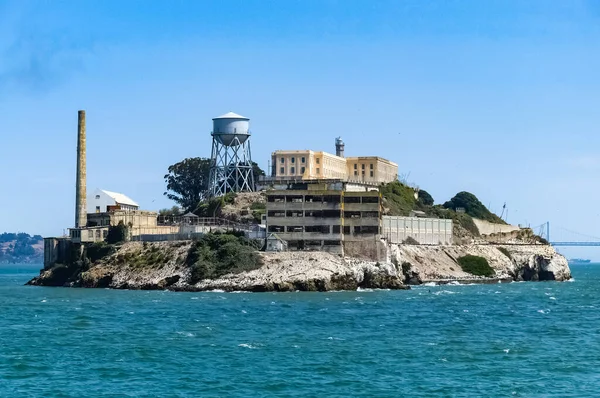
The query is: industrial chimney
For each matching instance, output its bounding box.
[335,137,345,157]
[75,110,87,228]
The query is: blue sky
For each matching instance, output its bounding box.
[1,0,600,258]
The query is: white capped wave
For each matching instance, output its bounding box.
[549,297,556,300]
[433,290,458,295]
[176,331,195,337]
[238,343,258,349]
[423,282,437,287]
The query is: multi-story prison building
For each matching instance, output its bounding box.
[270,138,398,185]
[265,181,382,254]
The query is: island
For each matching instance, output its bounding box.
[27,111,571,291]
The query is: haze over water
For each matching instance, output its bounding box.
[1,264,599,397]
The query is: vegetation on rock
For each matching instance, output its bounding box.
[417,190,434,206]
[86,242,116,263]
[402,236,420,245]
[187,233,263,283]
[379,181,416,216]
[443,192,505,224]
[457,255,495,277]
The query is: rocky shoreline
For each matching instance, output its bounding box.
[26,241,571,292]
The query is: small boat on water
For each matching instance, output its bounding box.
[568,258,591,265]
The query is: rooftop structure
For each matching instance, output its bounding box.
[88,188,139,213]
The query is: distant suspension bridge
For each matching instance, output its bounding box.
[534,222,600,247]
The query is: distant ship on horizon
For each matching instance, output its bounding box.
[568,258,592,265]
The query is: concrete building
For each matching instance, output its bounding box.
[265,180,383,254]
[271,138,398,184]
[88,189,139,213]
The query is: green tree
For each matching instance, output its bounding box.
[252,162,265,185]
[443,191,505,224]
[164,158,212,212]
[106,221,129,244]
[158,206,182,217]
[417,190,434,206]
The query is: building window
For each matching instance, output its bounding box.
[301,167,305,174]
[281,157,284,164]
[361,164,365,169]
[103,230,108,238]
[291,157,295,164]
[354,171,358,176]
[301,157,305,163]
[95,195,100,199]
[354,164,357,170]
[370,164,373,169]
[96,206,100,213]
[88,230,93,238]
[316,168,320,174]
[370,171,374,177]
[291,167,295,174]
[316,158,320,164]
[280,167,284,174]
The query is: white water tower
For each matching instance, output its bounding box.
[208,112,255,197]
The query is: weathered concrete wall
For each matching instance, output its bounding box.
[473,219,520,236]
[382,216,453,245]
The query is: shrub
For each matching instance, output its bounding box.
[380,181,417,216]
[187,233,263,283]
[401,262,412,274]
[457,255,495,277]
[86,242,116,263]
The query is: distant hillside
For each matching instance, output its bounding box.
[0,233,44,264]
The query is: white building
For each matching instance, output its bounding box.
[87,189,139,214]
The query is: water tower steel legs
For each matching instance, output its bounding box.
[208,136,254,197]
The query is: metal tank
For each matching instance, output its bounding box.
[212,112,250,146]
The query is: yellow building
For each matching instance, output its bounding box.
[271,147,398,184]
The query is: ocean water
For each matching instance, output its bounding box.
[1,265,600,397]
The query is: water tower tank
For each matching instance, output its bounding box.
[212,111,250,147]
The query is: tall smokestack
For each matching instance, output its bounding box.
[75,110,87,228]
[335,137,345,157]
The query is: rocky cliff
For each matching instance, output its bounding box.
[27,240,570,292]
[389,243,571,283]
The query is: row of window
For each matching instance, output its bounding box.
[279,166,307,175]
[280,156,307,164]
[353,163,374,170]
[354,171,375,177]
[268,225,379,234]
[268,195,377,204]
[267,210,379,218]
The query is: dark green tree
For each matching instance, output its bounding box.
[417,190,434,206]
[252,162,265,185]
[158,206,182,217]
[164,158,212,212]
[443,191,504,223]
